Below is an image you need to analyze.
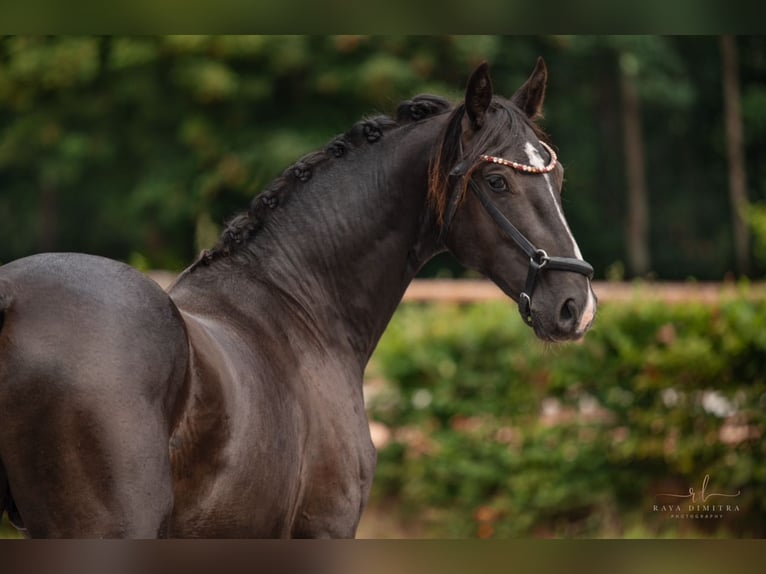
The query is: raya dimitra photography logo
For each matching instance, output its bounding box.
[653,474,741,520]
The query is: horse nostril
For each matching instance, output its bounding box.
[559,298,578,329]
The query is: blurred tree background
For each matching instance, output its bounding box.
[1,35,766,279]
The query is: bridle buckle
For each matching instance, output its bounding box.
[519,292,533,324]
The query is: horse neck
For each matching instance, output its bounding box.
[180,117,446,368]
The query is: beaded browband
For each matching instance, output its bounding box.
[479,141,557,174]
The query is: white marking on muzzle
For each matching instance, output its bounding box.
[577,288,597,333]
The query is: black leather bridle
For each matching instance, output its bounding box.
[443,143,594,326]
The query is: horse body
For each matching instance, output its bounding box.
[0,60,596,538]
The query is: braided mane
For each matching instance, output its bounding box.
[197,94,453,266]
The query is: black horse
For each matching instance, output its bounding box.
[0,60,595,538]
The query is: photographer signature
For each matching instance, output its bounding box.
[656,474,741,503]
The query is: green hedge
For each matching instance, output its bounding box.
[365,292,766,537]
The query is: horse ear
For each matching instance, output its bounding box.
[464,61,493,130]
[512,56,548,120]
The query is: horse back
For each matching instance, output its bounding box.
[0,253,189,536]
[0,253,189,414]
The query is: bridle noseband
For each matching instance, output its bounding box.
[444,141,594,326]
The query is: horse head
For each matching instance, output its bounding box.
[432,59,596,341]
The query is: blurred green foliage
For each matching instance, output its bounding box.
[1,36,766,279]
[366,294,766,537]
[0,0,752,36]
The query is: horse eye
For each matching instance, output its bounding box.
[486,175,508,192]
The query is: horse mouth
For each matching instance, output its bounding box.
[493,277,596,342]
[532,322,588,343]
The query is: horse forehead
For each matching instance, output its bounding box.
[491,122,540,162]
[523,141,546,168]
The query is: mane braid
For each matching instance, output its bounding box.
[197,95,453,267]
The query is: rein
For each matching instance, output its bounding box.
[444,143,594,326]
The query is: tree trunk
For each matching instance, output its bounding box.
[720,35,750,276]
[619,60,650,277]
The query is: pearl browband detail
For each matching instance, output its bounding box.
[480,141,557,174]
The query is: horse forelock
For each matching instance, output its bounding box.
[198,94,454,267]
[427,97,550,226]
